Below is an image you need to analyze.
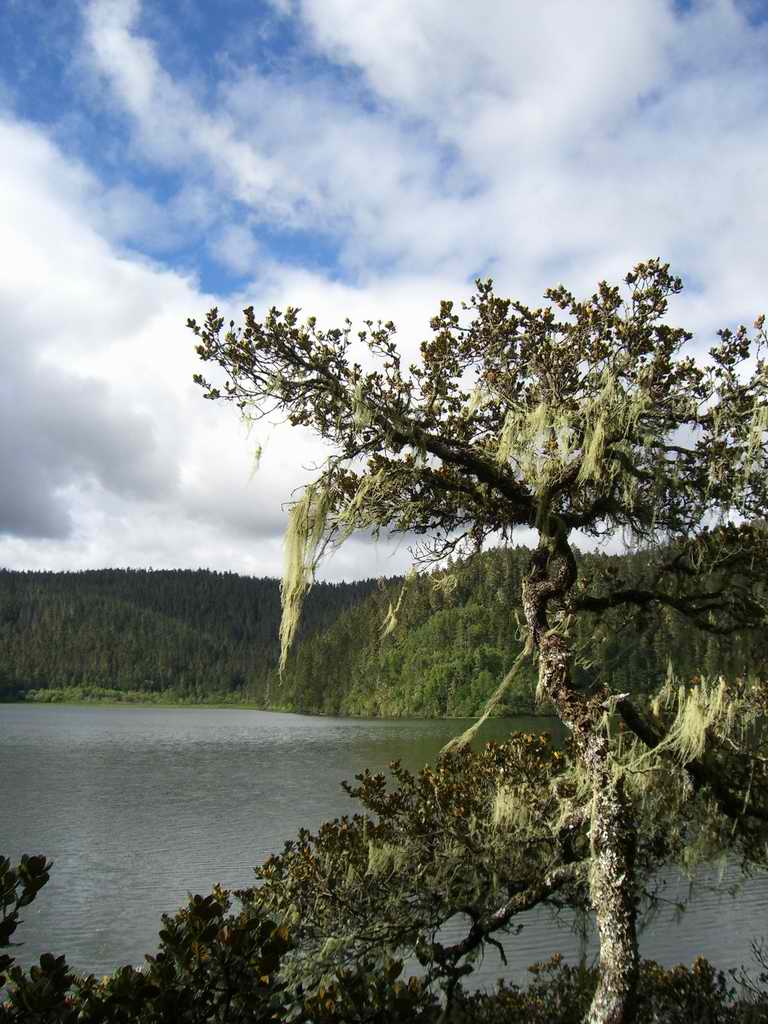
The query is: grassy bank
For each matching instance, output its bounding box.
[7,686,545,719]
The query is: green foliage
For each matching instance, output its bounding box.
[617,674,768,870]
[0,859,439,1023]
[0,568,376,705]
[22,686,258,707]
[454,955,768,1023]
[2,550,764,722]
[0,854,51,987]
[1,884,291,1022]
[244,735,587,1001]
[243,725,762,1005]
[3,728,766,1019]
[276,545,768,718]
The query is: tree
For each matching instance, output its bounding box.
[189,259,768,1024]
[244,735,671,1017]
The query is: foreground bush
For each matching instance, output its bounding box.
[0,865,439,1023]
[3,853,767,1023]
[454,954,768,1024]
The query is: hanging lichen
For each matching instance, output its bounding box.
[336,468,388,540]
[366,840,410,877]
[442,627,533,754]
[279,479,334,674]
[239,409,265,481]
[576,414,607,485]
[491,375,655,506]
[351,380,374,429]
[465,386,491,417]
[495,401,579,494]
[631,673,751,772]
[496,407,519,467]
[740,402,768,501]
[380,568,416,638]
[492,785,532,829]
[575,371,650,490]
[432,572,458,596]
[249,443,263,480]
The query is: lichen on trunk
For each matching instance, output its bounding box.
[521,522,640,1024]
[587,771,639,1024]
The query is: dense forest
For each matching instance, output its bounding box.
[277,544,768,716]
[0,568,376,703]
[1,546,765,714]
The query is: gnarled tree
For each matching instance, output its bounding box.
[189,259,768,1024]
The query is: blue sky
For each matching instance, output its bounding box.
[1,0,767,579]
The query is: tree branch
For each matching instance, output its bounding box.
[616,697,768,824]
[431,862,585,970]
[573,586,753,633]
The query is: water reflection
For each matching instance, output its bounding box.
[1,704,765,989]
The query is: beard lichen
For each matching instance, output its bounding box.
[493,372,652,513]
[492,785,532,830]
[279,479,334,674]
[351,380,374,429]
[279,465,400,672]
[366,841,411,878]
[381,569,416,638]
[740,402,768,501]
[633,673,757,782]
[496,401,578,491]
[336,468,388,541]
[442,629,533,754]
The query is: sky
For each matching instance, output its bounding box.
[1,0,767,582]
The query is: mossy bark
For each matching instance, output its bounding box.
[522,524,639,1024]
[587,771,639,1024]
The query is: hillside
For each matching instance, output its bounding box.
[274,545,768,717]
[0,568,377,703]
[2,548,765,713]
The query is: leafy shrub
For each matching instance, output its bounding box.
[1,860,439,1023]
[453,954,768,1024]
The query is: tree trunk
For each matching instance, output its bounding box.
[585,766,639,1024]
[521,526,639,1024]
[572,712,640,1024]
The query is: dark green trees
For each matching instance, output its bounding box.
[0,568,376,704]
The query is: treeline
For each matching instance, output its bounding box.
[276,545,768,717]
[0,568,376,703]
[2,549,765,714]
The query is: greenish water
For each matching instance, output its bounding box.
[1,704,765,989]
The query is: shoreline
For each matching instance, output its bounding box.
[3,697,552,722]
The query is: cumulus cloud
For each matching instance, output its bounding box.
[79,0,768,305]
[209,223,262,276]
[81,0,293,211]
[0,112,440,577]
[0,348,173,540]
[1,0,767,578]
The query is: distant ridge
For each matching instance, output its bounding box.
[0,567,377,703]
[275,546,768,718]
[1,549,765,714]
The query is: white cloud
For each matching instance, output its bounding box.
[82,0,295,214]
[79,0,768,309]
[3,0,768,578]
[209,223,262,276]
[294,0,676,151]
[0,112,456,579]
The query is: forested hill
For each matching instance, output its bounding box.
[0,568,377,703]
[275,545,768,718]
[2,549,765,713]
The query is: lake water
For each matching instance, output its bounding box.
[2,704,766,991]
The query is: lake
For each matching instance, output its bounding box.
[2,703,766,990]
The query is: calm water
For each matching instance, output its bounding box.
[2,704,766,990]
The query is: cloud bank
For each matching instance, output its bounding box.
[0,0,766,578]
